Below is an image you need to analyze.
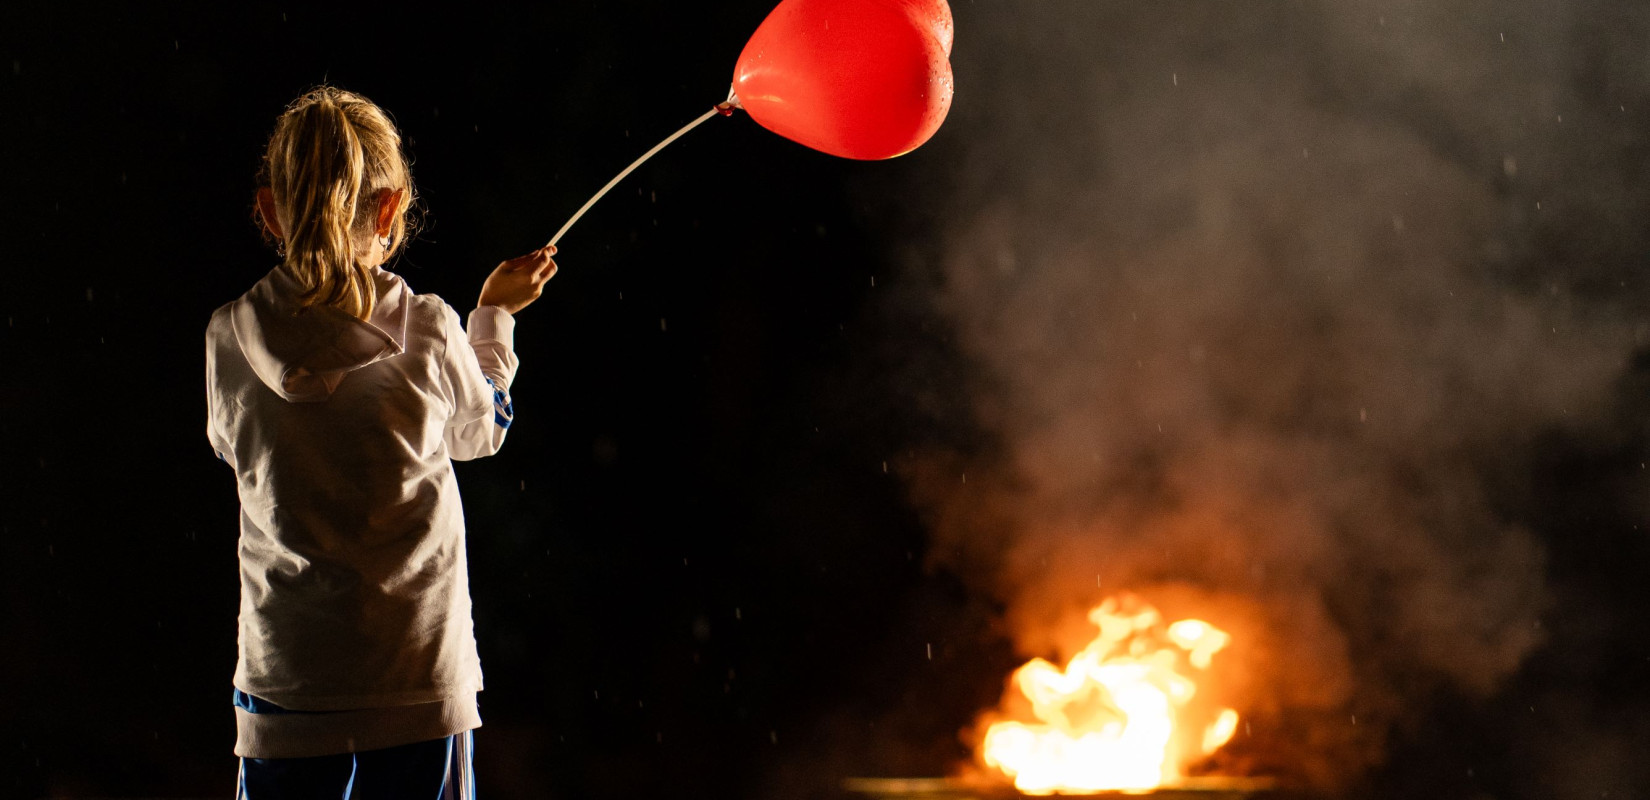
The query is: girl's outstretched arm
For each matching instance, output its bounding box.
[442,247,558,461]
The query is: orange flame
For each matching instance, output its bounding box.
[980,595,1238,794]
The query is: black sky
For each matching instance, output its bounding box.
[5,2,1650,800]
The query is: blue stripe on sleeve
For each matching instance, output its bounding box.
[486,376,514,430]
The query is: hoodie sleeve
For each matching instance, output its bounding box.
[441,305,520,461]
[204,308,238,469]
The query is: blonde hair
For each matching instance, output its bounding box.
[257,86,417,320]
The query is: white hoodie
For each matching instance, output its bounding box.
[206,264,516,714]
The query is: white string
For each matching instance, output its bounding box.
[548,107,725,248]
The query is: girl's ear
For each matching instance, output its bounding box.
[375,188,406,237]
[256,187,285,239]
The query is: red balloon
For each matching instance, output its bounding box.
[890,0,954,55]
[732,0,955,160]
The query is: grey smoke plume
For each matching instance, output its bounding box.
[898,1,1649,788]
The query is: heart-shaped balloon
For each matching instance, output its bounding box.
[732,0,955,160]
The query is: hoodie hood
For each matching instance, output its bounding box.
[231,265,410,402]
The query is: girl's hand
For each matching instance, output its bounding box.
[478,245,558,315]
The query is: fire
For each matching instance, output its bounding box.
[980,595,1239,794]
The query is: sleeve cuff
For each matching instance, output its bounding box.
[467,306,516,347]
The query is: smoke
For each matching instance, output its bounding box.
[895,0,1650,789]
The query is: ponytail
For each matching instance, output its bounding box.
[258,87,416,321]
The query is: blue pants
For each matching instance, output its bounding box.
[235,729,475,800]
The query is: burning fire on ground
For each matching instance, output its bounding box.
[978,594,1241,794]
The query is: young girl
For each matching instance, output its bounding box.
[206,86,556,798]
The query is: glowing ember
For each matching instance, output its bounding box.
[980,595,1239,794]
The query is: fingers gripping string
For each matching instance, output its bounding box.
[547,99,739,248]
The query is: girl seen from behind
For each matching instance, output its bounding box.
[206,85,555,799]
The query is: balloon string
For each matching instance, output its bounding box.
[548,106,726,248]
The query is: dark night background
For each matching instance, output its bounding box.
[5,2,1650,799]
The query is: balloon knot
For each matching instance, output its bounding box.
[714,101,738,117]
